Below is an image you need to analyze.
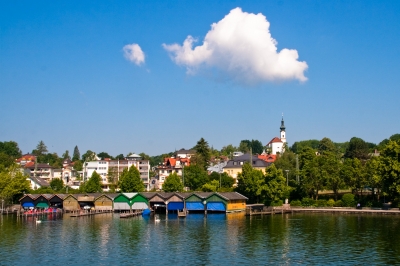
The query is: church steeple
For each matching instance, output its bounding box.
[280,114,286,132]
[280,114,286,143]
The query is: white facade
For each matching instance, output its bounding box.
[83,159,150,191]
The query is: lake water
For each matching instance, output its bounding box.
[0,212,399,265]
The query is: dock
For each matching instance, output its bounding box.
[120,211,143,218]
[70,210,112,217]
[246,205,291,216]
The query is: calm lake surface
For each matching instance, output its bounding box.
[0,212,399,265]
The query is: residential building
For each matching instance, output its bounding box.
[155,157,190,190]
[83,154,150,191]
[223,153,271,184]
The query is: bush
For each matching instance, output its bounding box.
[290,200,302,207]
[270,200,283,206]
[301,198,315,207]
[342,193,355,207]
[334,200,343,207]
[327,199,335,207]
[315,200,327,207]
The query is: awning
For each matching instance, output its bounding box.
[131,202,148,210]
[114,202,130,210]
[186,202,204,211]
[207,202,225,211]
[22,202,34,208]
[36,202,49,208]
[167,202,184,211]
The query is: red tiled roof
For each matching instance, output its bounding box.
[258,154,277,163]
[267,137,282,145]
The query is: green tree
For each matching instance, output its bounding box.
[119,166,144,192]
[73,160,83,171]
[50,178,64,192]
[344,137,370,160]
[378,140,400,199]
[341,158,366,196]
[220,144,237,157]
[115,154,125,160]
[301,154,327,200]
[82,150,97,162]
[184,164,209,191]
[0,152,15,168]
[236,162,264,203]
[107,166,118,192]
[162,172,183,192]
[291,139,320,154]
[193,138,211,170]
[251,139,264,154]
[261,164,290,204]
[0,141,22,158]
[32,140,48,156]
[201,180,220,192]
[274,149,296,185]
[72,145,80,161]
[365,156,382,201]
[239,140,251,153]
[97,152,113,160]
[0,164,30,204]
[84,171,102,193]
[209,171,235,188]
[318,137,337,155]
[139,152,151,160]
[62,150,70,160]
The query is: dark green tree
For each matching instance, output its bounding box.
[261,164,290,204]
[62,150,70,160]
[344,137,370,160]
[318,137,337,155]
[82,150,97,162]
[0,141,22,158]
[378,140,400,199]
[97,152,113,160]
[50,178,64,192]
[239,140,251,153]
[72,145,80,161]
[291,139,320,154]
[119,166,144,192]
[209,171,235,188]
[115,154,125,160]
[193,138,211,170]
[184,164,209,191]
[32,140,48,156]
[236,162,264,203]
[340,158,366,196]
[162,172,183,192]
[251,139,264,154]
[73,160,83,171]
[84,171,102,193]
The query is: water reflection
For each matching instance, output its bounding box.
[0,212,399,265]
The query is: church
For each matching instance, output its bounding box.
[265,116,287,155]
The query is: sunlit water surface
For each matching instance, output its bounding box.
[1,212,399,265]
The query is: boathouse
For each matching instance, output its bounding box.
[113,193,132,211]
[20,194,38,209]
[34,194,51,209]
[222,192,248,212]
[185,192,212,211]
[131,193,149,210]
[205,193,227,212]
[145,193,168,213]
[77,193,100,209]
[94,194,118,211]
[63,194,80,211]
[166,193,184,212]
[49,194,66,208]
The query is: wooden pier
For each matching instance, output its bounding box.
[70,210,112,217]
[120,211,143,218]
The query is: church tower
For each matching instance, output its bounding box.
[280,115,286,143]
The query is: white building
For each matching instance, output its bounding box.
[266,116,287,155]
[83,154,150,191]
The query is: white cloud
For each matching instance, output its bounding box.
[123,43,145,66]
[163,7,308,84]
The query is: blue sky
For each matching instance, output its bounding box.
[1,1,399,156]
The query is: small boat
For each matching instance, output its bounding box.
[35,218,42,223]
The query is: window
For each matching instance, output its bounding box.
[240,162,243,165]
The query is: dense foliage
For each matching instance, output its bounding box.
[162,172,183,192]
